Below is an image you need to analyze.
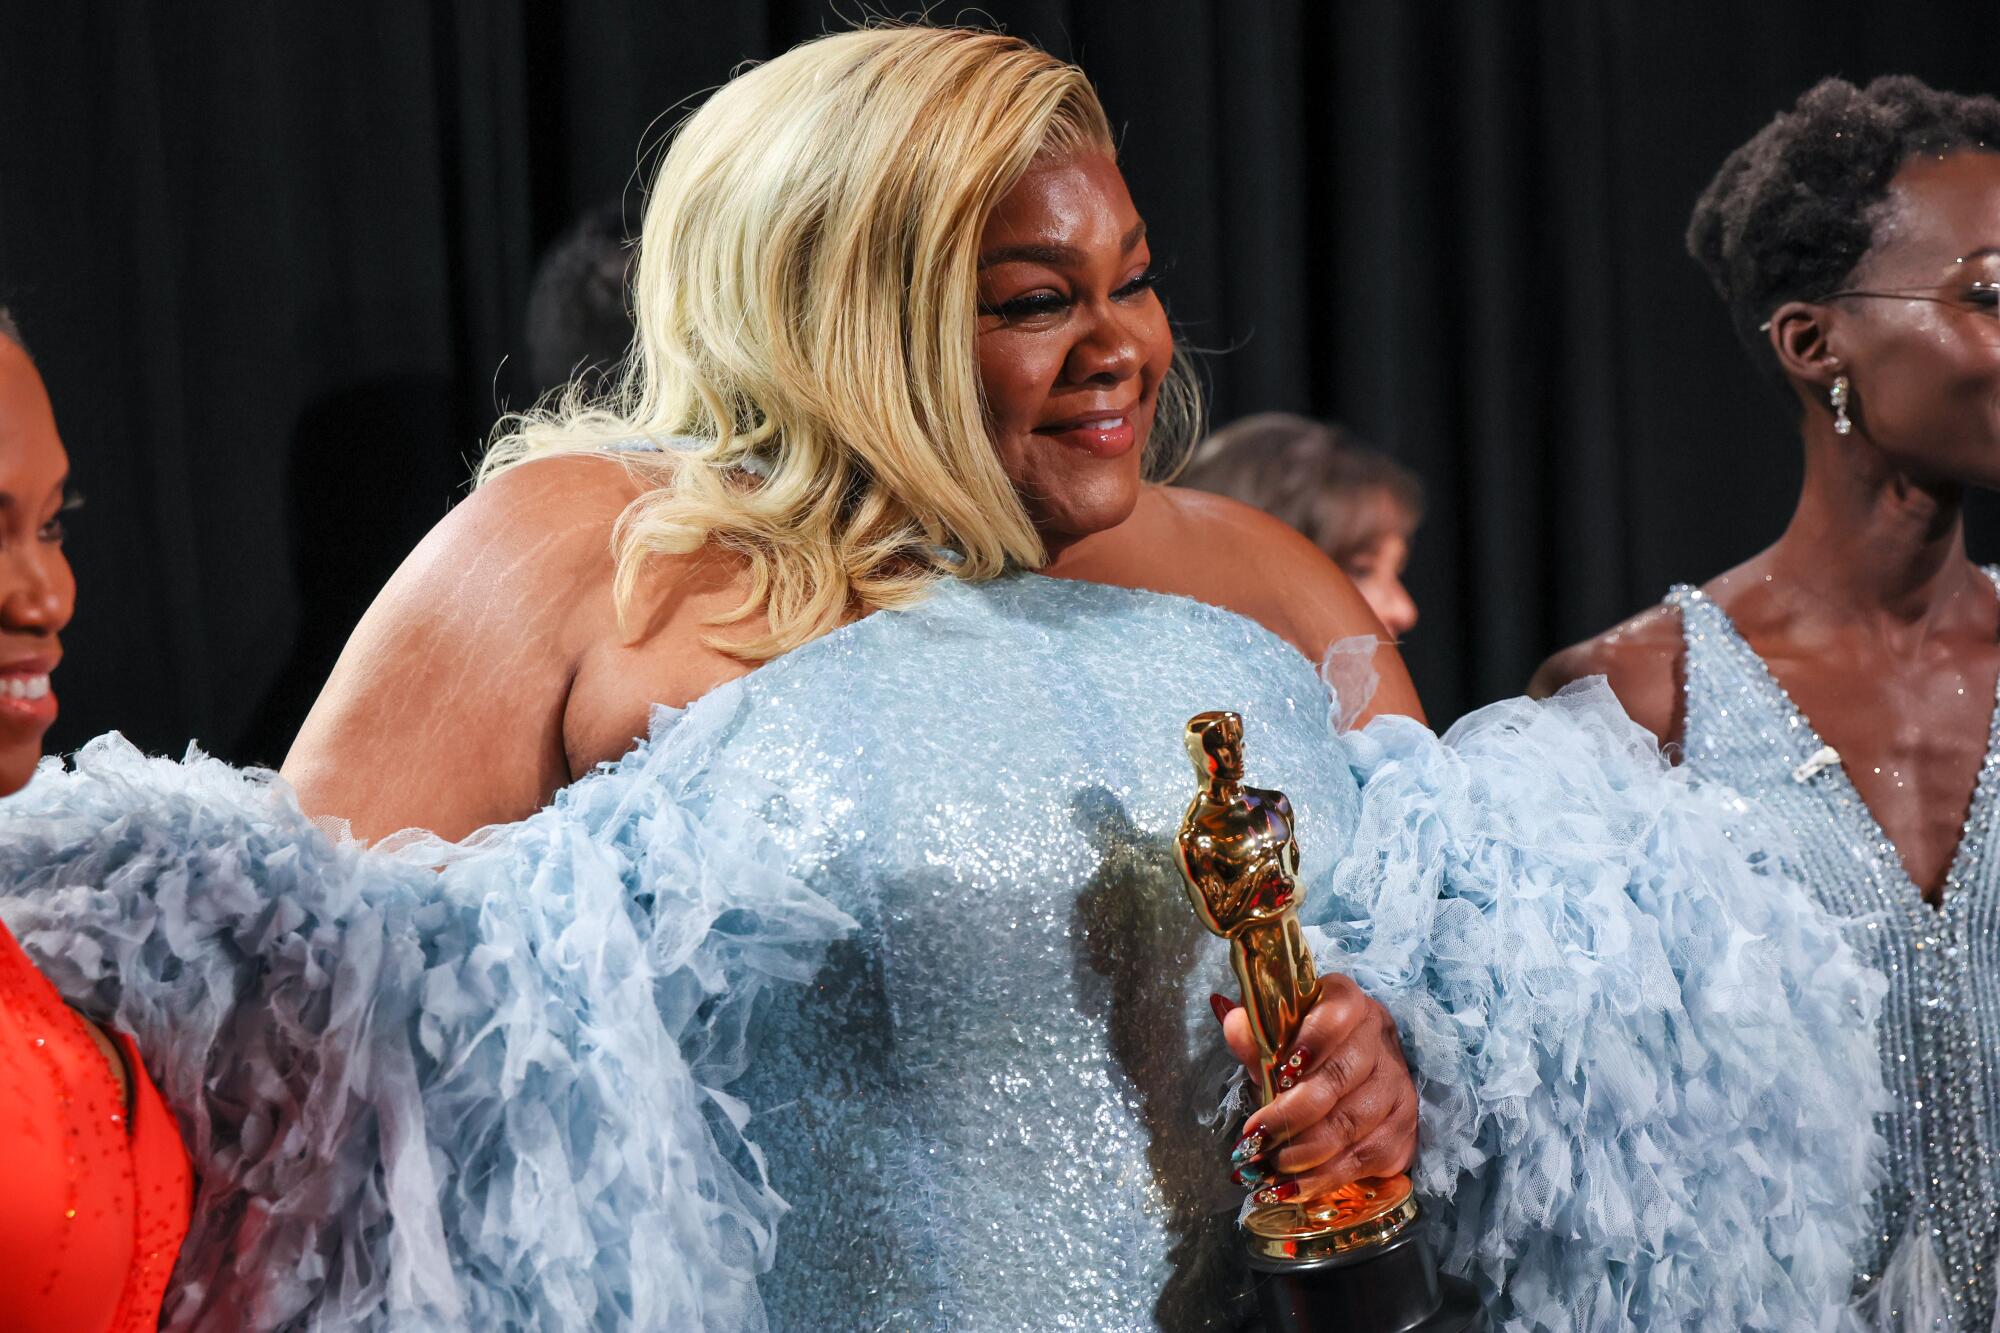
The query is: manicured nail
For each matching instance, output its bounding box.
[1233,1160,1271,1188]
[1209,992,1238,1025]
[1277,1073,1296,1091]
[1253,1180,1301,1206]
[1231,1130,1265,1165]
[1284,1046,1309,1072]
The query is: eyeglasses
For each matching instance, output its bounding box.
[1759,283,2000,331]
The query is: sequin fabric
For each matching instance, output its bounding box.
[720,573,1357,1332]
[0,918,190,1331]
[1669,578,2000,1326]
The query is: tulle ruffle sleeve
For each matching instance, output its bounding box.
[1320,680,1887,1332]
[0,703,853,1333]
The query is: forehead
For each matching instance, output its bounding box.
[1867,149,2000,272]
[0,340,68,493]
[980,151,1139,250]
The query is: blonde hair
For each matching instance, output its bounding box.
[480,24,1200,660]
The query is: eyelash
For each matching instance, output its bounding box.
[981,266,1163,322]
[39,489,83,543]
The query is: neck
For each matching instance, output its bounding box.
[1769,421,1975,624]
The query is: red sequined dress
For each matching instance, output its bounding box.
[0,918,190,1331]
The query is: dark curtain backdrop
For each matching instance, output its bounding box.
[4,1,1996,763]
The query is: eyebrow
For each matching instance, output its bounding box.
[0,474,72,512]
[1962,246,2000,264]
[978,220,1148,270]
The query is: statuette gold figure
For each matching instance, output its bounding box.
[1174,710,1417,1261]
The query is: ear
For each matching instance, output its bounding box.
[1765,300,1843,389]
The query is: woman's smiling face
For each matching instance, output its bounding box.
[975,151,1174,557]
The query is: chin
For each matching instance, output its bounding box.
[1045,484,1142,547]
[0,741,41,800]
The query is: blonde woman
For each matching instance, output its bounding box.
[5,26,1885,1331]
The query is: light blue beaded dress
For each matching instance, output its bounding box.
[0,572,1886,1331]
[1667,578,2000,1331]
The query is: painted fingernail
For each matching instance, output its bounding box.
[1252,1181,1301,1206]
[1277,1073,1296,1090]
[1232,1161,1271,1188]
[1230,1130,1265,1165]
[1285,1046,1309,1072]
[1209,992,1238,1025]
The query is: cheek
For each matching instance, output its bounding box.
[1872,325,2000,430]
[978,336,1062,436]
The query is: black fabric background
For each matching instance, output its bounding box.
[4,2,1996,762]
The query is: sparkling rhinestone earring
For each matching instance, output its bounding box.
[1830,375,1853,436]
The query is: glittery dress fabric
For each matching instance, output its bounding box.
[1668,579,2000,1332]
[0,919,192,1331]
[0,572,1882,1331]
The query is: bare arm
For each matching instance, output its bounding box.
[281,457,640,843]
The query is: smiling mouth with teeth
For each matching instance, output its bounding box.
[2,674,49,700]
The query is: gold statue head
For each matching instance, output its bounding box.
[1185,710,1245,788]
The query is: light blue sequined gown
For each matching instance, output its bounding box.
[0,572,1886,1332]
[1668,579,2000,1330]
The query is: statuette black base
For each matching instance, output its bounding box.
[1246,1226,1484,1332]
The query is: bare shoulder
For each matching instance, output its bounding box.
[1052,486,1425,722]
[1146,488,1395,652]
[281,452,653,840]
[1530,602,1685,748]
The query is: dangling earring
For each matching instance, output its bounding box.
[1830,375,1853,436]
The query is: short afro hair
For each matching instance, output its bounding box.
[1687,74,2000,394]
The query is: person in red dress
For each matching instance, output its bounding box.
[0,309,191,1331]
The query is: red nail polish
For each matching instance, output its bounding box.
[1285,1046,1309,1072]
[1252,1180,1301,1206]
[1210,992,1238,1025]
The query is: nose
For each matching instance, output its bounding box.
[1063,300,1144,386]
[1373,577,1418,638]
[0,542,74,637]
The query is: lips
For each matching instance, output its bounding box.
[1033,408,1138,459]
[0,658,58,728]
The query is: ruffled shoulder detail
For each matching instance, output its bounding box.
[1320,681,1887,1331]
[0,712,853,1332]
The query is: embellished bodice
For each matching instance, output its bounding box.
[1668,579,2000,1323]
[695,573,1363,1332]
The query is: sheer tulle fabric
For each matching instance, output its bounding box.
[0,724,850,1331]
[1321,684,1888,1331]
[0,575,1887,1330]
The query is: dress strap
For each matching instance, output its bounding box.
[1661,582,1780,773]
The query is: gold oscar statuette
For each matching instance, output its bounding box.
[1173,710,1418,1261]
[1173,710,1486,1332]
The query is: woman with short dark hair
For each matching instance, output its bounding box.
[1538,75,2000,1327]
